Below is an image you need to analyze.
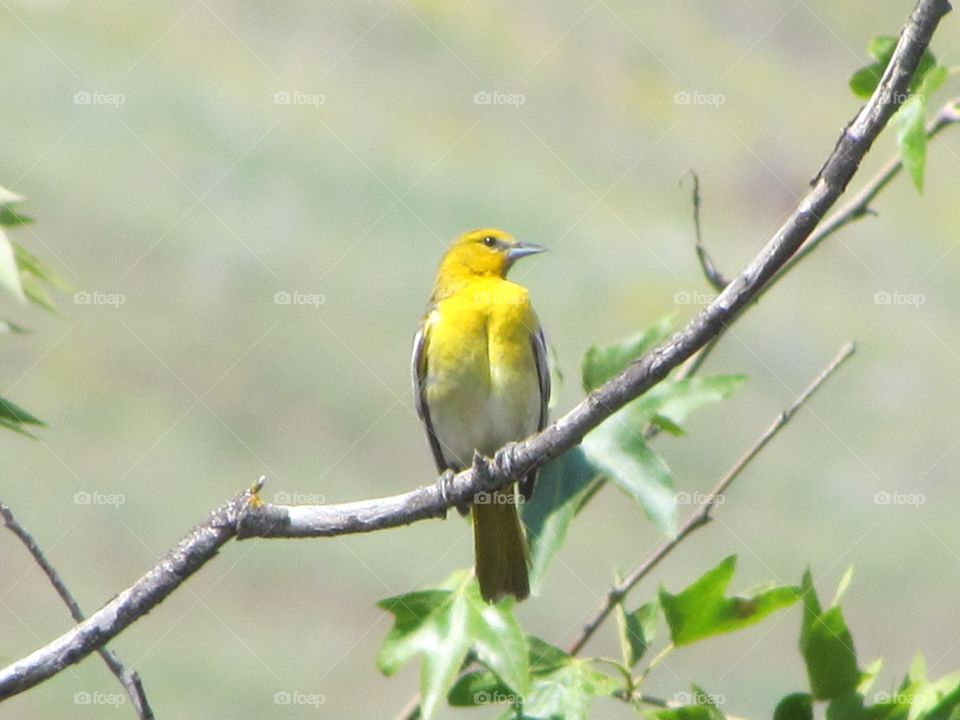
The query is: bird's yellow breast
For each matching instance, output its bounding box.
[423,277,542,469]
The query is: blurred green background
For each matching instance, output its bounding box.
[2,1,959,718]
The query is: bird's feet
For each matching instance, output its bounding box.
[436,469,456,519]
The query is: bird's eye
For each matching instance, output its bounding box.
[482,236,496,247]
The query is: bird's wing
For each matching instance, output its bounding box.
[411,310,449,473]
[520,325,551,500]
[533,326,550,433]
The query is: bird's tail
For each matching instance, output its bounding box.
[473,488,529,602]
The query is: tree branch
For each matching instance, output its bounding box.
[0,503,155,719]
[566,341,857,656]
[0,0,951,704]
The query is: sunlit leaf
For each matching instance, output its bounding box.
[616,599,659,667]
[377,572,528,719]
[659,555,800,646]
[799,569,860,700]
[0,394,45,437]
[0,227,25,304]
[522,447,598,592]
[581,316,672,392]
[582,407,676,535]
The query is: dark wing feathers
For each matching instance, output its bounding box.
[520,326,550,500]
[411,314,450,473]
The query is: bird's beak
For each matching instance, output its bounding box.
[505,241,547,265]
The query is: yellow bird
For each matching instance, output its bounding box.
[412,228,549,602]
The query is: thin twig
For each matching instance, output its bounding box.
[566,342,856,655]
[0,0,950,703]
[684,170,729,291]
[0,503,155,720]
[683,95,960,377]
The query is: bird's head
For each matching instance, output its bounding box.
[435,229,546,289]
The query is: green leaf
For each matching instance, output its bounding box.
[651,413,686,436]
[897,94,929,191]
[826,692,867,720]
[906,668,960,720]
[377,573,529,719]
[0,319,28,334]
[775,693,814,720]
[0,394,45,437]
[526,636,571,676]
[656,706,725,720]
[799,569,860,700]
[581,316,672,392]
[616,599,659,667]
[522,656,619,720]
[0,227,25,304]
[522,447,598,592]
[582,407,676,535]
[850,65,887,98]
[446,670,513,707]
[833,566,855,607]
[859,657,884,695]
[849,36,938,98]
[0,206,32,226]
[656,685,727,720]
[20,271,58,313]
[0,185,24,205]
[867,36,897,62]
[633,375,747,429]
[15,244,71,292]
[659,555,800,646]
[450,637,619,719]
